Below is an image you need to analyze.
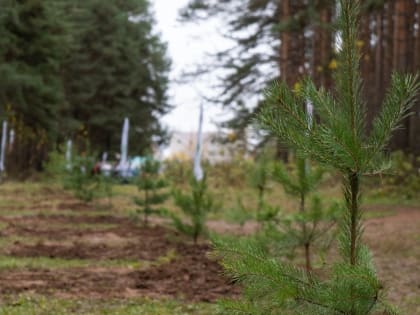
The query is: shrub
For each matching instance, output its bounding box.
[43,149,68,183]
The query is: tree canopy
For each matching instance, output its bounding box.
[0,0,170,173]
[181,0,420,155]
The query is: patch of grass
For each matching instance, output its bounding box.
[363,209,396,219]
[0,295,218,315]
[47,222,118,230]
[0,247,178,271]
[0,236,41,249]
[155,249,177,265]
[0,255,148,270]
[0,199,27,208]
[0,210,115,219]
[112,184,138,196]
[364,195,420,207]
[0,222,8,230]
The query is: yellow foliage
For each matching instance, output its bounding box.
[227,132,237,142]
[170,151,191,162]
[293,81,302,94]
[328,59,338,70]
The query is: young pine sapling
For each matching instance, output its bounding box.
[65,151,111,203]
[214,1,419,314]
[134,158,168,225]
[249,152,271,214]
[270,157,339,274]
[171,176,215,244]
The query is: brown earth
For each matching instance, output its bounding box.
[0,206,238,302]
[0,187,418,310]
[0,242,237,302]
[363,206,420,311]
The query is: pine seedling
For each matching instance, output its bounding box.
[59,138,113,204]
[171,175,215,244]
[249,151,271,215]
[214,1,420,314]
[233,152,278,224]
[269,157,339,274]
[134,158,168,225]
[64,151,110,203]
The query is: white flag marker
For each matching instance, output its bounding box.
[119,117,130,177]
[66,139,72,170]
[193,104,204,181]
[305,101,314,174]
[0,121,8,173]
[306,101,314,129]
[9,129,15,149]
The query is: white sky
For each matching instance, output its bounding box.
[152,0,231,132]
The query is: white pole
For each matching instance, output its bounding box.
[102,152,108,163]
[307,101,313,128]
[65,139,72,170]
[305,101,313,174]
[0,121,8,173]
[193,104,204,181]
[8,129,14,150]
[119,117,129,176]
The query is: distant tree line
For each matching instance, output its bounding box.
[181,0,420,157]
[0,0,170,175]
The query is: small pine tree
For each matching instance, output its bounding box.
[248,152,271,214]
[134,158,168,225]
[269,157,339,273]
[171,176,215,244]
[65,152,111,203]
[213,1,420,314]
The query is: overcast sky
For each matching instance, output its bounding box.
[152,0,231,133]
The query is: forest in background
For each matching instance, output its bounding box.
[1,0,420,176]
[182,0,420,158]
[0,0,170,176]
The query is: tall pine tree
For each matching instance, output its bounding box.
[181,0,420,155]
[63,0,171,154]
[0,0,69,172]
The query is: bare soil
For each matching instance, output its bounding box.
[0,200,238,302]
[0,187,418,310]
[0,244,237,302]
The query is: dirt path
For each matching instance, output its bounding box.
[364,206,420,311]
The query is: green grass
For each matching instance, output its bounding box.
[0,178,418,314]
[364,194,420,207]
[0,249,177,271]
[363,209,396,219]
[46,222,118,230]
[0,235,42,249]
[0,296,218,315]
[0,256,148,270]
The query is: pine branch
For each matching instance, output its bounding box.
[367,73,420,169]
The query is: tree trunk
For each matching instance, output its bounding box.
[391,0,411,152]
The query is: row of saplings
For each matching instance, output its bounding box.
[56,153,217,244]
[55,1,419,313]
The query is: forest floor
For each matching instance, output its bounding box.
[0,182,418,314]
